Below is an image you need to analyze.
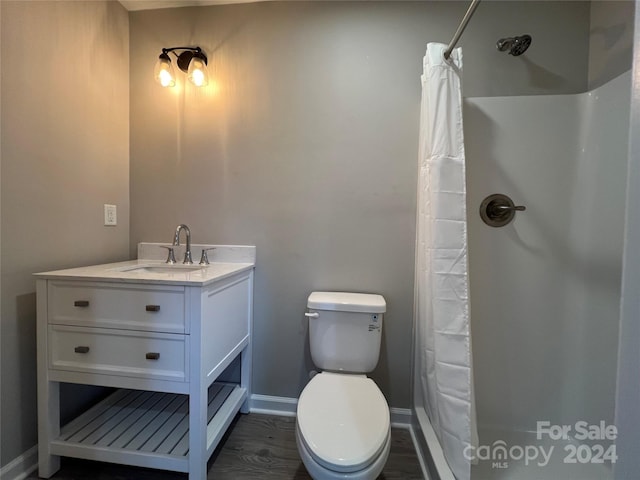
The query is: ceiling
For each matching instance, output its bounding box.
[118,0,412,11]
[118,0,265,11]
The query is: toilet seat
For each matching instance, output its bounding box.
[297,372,390,473]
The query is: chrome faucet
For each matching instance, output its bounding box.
[172,224,193,264]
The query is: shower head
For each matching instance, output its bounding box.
[496,34,532,56]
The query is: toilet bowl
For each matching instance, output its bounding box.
[296,372,391,479]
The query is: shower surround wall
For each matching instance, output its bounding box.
[463,70,630,479]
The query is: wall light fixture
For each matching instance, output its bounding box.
[154,46,209,87]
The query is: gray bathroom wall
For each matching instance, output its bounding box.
[0,0,130,466]
[588,0,635,89]
[129,1,590,410]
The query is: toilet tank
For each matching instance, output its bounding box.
[307,292,386,373]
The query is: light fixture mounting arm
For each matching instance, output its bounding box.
[160,46,208,73]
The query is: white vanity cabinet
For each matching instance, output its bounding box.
[36,250,254,480]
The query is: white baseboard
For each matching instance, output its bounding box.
[249,394,413,428]
[249,393,298,416]
[390,407,412,428]
[0,445,38,480]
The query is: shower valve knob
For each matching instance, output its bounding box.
[480,193,526,227]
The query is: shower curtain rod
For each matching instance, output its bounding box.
[444,0,481,60]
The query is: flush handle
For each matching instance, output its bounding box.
[74,300,90,307]
[305,312,319,318]
[146,305,161,312]
[74,346,90,354]
[145,352,160,360]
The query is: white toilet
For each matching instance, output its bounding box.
[296,291,390,480]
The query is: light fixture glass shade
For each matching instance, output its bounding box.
[154,55,176,87]
[187,55,209,87]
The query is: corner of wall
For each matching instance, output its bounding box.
[613,4,640,477]
[0,0,131,468]
[587,0,635,90]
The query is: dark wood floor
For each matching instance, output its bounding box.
[29,414,424,480]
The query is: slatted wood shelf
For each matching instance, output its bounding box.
[50,383,247,473]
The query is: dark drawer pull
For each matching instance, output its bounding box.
[146,305,161,312]
[74,300,90,307]
[74,346,90,354]
[145,352,160,360]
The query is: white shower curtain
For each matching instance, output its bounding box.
[415,43,476,480]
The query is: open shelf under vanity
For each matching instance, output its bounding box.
[50,384,247,473]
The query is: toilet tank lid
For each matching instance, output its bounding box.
[307,291,386,313]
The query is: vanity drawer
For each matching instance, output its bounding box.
[48,325,188,382]
[48,281,187,333]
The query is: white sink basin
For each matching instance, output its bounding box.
[115,264,204,274]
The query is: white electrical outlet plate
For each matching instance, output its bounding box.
[104,204,117,226]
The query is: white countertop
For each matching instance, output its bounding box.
[34,243,256,286]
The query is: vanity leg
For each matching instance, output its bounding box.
[240,344,252,414]
[240,272,253,414]
[37,380,60,478]
[36,279,60,478]
[188,388,208,480]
